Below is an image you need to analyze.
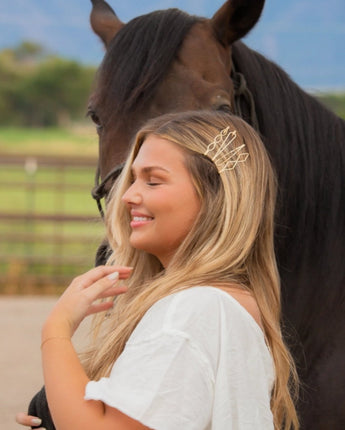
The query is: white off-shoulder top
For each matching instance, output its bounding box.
[85,286,275,429]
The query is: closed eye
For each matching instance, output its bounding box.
[147,182,161,186]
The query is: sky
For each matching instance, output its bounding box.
[0,0,344,91]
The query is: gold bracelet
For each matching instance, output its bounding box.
[41,336,71,349]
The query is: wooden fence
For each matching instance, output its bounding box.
[0,153,105,294]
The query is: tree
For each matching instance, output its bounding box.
[0,42,96,127]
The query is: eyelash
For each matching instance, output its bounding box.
[129,177,161,187]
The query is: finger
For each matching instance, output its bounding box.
[96,283,128,299]
[83,275,128,303]
[85,285,128,316]
[89,266,133,281]
[86,301,114,316]
[86,282,128,303]
[15,412,42,427]
[72,266,132,289]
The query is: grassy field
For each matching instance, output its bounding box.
[0,123,99,157]
[0,165,97,213]
[0,125,105,294]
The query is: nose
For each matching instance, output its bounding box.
[122,181,142,206]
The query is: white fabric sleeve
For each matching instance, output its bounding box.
[85,329,214,430]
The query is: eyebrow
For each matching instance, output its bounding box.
[131,166,170,174]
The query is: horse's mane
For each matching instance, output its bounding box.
[95,9,200,123]
[232,41,345,324]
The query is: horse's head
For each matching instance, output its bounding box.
[88,0,265,196]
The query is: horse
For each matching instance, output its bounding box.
[87,1,345,428]
[27,1,345,428]
[87,0,345,427]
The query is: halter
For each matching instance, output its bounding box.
[231,64,260,132]
[91,66,259,219]
[91,163,124,218]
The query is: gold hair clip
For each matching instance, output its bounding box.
[204,126,249,173]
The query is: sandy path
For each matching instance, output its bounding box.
[0,296,90,430]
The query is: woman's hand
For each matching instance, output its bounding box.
[15,412,44,429]
[42,266,132,340]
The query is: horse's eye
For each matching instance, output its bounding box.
[87,109,103,129]
[217,104,232,113]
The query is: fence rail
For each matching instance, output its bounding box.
[0,153,104,294]
[1,153,98,166]
[0,213,98,222]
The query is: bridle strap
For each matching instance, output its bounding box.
[231,63,259,132]
[91,163,124,218]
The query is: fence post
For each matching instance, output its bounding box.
[24,157,38,258]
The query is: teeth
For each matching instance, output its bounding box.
[133,216,151,221]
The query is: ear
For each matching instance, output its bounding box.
[90,0,124,47]
[211,0,265,46]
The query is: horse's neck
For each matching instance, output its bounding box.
[233,42,345,302]
[233,41,345,195]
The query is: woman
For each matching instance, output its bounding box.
[17,110,298,429]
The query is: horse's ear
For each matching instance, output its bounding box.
[90,0,124,48]
[211,0,265,45]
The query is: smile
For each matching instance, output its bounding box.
[133,216,153,222]
[130,215,154,228]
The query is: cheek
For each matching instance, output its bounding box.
[173,193,200,231]
[152,186,200,231]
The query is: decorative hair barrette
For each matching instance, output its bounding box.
[204,126,249,173]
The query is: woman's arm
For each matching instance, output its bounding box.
[40,265,149,430]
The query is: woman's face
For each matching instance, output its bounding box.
[122,135,201,266]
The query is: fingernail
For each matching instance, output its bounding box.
[108,271,119,281]
[32,418,42,426]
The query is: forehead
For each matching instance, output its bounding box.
[132,135,187,169]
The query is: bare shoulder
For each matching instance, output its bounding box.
[217,285,263,330]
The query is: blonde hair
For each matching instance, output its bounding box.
[83,110,299,429]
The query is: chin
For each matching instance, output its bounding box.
[130,238,149,253]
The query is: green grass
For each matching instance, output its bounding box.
[0,125,107,294]
[0,165,98,214]
[0,124,98,157]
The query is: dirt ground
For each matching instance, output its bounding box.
[0,296,90,430]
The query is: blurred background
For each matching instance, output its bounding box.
[0,1,344,428]
[0,0,344,295]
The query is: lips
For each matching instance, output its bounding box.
[130,211,154,228]
[133,216,153,222]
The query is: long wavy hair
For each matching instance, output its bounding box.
[83,110,299,429]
